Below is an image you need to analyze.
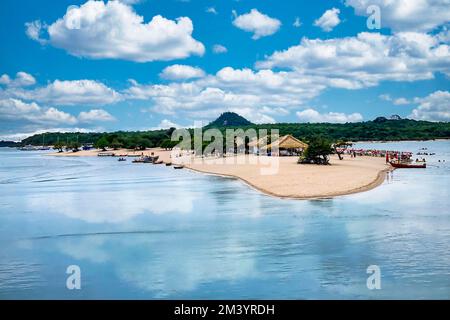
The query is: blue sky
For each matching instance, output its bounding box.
[0,0,449,140]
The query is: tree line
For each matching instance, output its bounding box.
[18,118,450,151]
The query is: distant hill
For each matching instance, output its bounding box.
[206,112,254,128]
[0,140,19,148]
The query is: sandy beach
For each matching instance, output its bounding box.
[49,148,392,199]
[186,154,391,199]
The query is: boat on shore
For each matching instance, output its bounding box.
[390,162,426,169]
[132,155,159,164]
[98,152,115,157]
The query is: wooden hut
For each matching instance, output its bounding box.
[260,135,308,156]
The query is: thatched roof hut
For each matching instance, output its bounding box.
[260,135,308,151]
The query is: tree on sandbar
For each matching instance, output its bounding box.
[299,136,333,165]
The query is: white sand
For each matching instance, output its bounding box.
[49,148,392,199]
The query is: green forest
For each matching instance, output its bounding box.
[15,114,450,150]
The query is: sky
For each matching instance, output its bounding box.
[0,0,449,140]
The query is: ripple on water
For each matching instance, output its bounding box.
[0,261,44,292]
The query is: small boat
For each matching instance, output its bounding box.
[98,152,115,157]
[118,158,127,162]
[165,162,172,166]
[132,156,158,164]
[174,165,184,170]
[154,160,164,165]
[390,162,426,169]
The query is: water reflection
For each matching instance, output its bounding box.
[0,141,449,299]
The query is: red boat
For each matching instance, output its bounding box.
[390,162,426,169]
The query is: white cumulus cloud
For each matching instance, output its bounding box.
[314,8,341,32]
[345,0,450,32]
[3,79,121,106]
[0,72,36,87]
[160,65,206,80]
[257,32,450,88]
[78,109,115,122]
[26,0,205,62]
[0,98,77,125]
[296,108,363,123]
[232,9,281,40]
[152,119,182,130]
[409,90,450,122]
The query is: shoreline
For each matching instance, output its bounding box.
[46,148,393,200]
[185,165,394,200]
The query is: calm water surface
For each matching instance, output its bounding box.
[0,141,449,299]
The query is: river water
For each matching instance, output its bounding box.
[0,141,449,299]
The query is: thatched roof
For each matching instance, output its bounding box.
[260,135,308,150]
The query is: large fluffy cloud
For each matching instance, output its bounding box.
[345,0,450,32]
[409,90,450,121]
[26,0,205,62]
[232,9,281,40]
[0,98,115,125]
[256,32,450,88]
[0,98,77,125]
[3,79,121,106]
[124,66,328,123]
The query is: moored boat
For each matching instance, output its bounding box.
[390,162,426,169]
[132,155,159,164]
[98,152,115,157]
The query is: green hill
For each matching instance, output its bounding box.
[206,112,254,128]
